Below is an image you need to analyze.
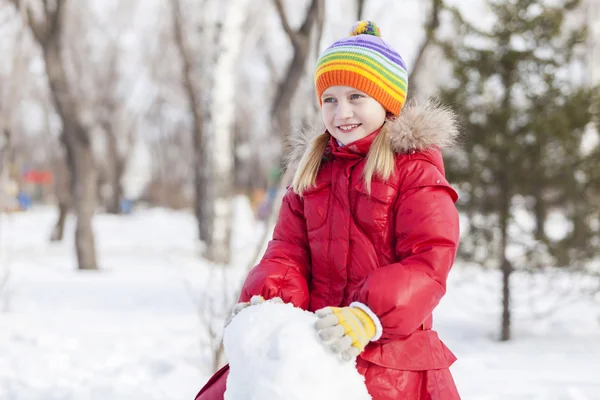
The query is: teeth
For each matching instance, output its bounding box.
[339,124,358,131]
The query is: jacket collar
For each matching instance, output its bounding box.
[328,127,382,159]
[285,99,460,172]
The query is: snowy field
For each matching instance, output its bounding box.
[0,201,599,400]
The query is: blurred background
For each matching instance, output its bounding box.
[0,0,599,399]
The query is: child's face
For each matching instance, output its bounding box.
[320,85,386,146]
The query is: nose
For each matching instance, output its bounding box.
[335,100,353,119]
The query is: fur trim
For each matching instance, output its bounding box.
[387,99,460,153]
[284,99,460,172]
[283,121,322,176]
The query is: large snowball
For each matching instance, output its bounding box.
[223,302,372,400]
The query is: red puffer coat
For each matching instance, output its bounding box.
[195,100,462,400]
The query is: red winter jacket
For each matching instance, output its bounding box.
[195,100,462,400]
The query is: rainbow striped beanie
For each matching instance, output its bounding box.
[315,21,408,116]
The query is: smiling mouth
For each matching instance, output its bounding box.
[337,124,361,132]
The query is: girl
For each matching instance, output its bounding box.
[196,21,461,399]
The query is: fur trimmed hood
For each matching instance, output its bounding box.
[284,99,460,172]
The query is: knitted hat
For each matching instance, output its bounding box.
[315,21,408,116]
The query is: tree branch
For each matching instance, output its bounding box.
[27,6,49,42]
[41,0,65,41]
[299,0,319,36]
[270,0,322,131]
[272,0,299,46]
[314,0,325,58]
[407,0,443,100]
[259,35,279,82]
[6,0,49,43]
[356,0,366,21]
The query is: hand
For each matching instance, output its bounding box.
[315,305,377,361]
[225,295,283,327]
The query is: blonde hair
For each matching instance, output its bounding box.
[292,124,395,195]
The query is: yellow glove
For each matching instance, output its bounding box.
[315,303,381,361]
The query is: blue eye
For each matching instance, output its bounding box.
[350,93,363,100]
[323,97,336,103]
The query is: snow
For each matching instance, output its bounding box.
[0,201,599,399]
[435,266,600,399]
[223,302,371,400]
[0,200,256,400]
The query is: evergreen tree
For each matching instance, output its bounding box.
[439,0,600,341]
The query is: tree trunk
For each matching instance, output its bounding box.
[44,34,98,270]
[271,41,310,134]
[356,0,366,20]
[500,259,512,341]
[105,127,124,214]
[406,0,443,102]
[499,141,512,341]
[170,0,209,243]
[271,0,321,135]
[9,0,98,269]
[204,0,251,264]
[106,174,122,214]
[499,64,513,341]
[50,200,69,241]
[500,212,512,341]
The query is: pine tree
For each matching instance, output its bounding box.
[439,0,600,341]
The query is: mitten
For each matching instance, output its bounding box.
[225,295,283,327]
[315,303,382,361]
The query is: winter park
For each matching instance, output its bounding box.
[1,0,600,399]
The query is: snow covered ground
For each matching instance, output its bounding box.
[436,267,600,400]
[0,201,599,400]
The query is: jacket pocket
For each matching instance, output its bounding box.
[356,180,398,204]
[302,182,331,232]
[354,180,398,233]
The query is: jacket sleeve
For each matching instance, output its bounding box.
[353,158,460,341]
[238,188,311,309]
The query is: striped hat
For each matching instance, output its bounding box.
[315,21,408,116]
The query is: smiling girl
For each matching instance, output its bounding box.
[196,21,462,400]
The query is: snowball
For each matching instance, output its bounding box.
[223,302,372,400]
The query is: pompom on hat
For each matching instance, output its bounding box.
[315,21,408,116]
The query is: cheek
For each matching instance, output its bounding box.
[365,107,386,128]
[321,108,334,130]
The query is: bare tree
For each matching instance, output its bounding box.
[92,45,137,214]
[9,0,98,270]
[49,155,69,241]
[0,128,12,311]
[65,2,138,215]
[143,100,194,209]
[46,108,70,241]
[203,0,252,264]
[244,0,325,271]
[406,0,444,101]
[271,0,323,134]
[1,1,28,155]
[314,0,325,59]
[169,0,209,243]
